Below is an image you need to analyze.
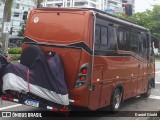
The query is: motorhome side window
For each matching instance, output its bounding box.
[139,35,145,53]
[131,32,139,53]
[101,26,108,45]
[118,30,130,51]
[139,34,148,59]
[95,25,101,44]
[118,31,124,50]
[95,25,116,51]
[95,25,108,45]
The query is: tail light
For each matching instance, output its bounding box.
[75,63,90,88]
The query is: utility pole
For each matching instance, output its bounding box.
[1,0,13,53]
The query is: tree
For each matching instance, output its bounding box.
[18,21,26,37]
[0,0,13,53]
[119,5,160,41]
[17,0,43,37]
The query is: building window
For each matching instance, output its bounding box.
[14,12,20,17]
[67,3,70,7]
[90,3,96,7]
[13,21,20,26]
[16,4,20,9]
[46,4,53,7]
[75,2,86,6]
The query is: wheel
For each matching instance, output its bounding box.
[141,81,152,98]
[110,88,122,112]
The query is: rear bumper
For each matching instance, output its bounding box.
[1,94,70,112]
[69,86,89,108]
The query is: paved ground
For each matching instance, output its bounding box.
[1,62,160,120]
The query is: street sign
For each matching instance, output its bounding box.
[3,22,10,33]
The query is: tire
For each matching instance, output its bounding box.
[141,81,152,98]
[110,88,122,112]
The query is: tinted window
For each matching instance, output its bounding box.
[131,32,138,53]
[108,26,116,50]
[101,26,108,45]
[125,32,130,50]
[95,25,100,44]
[118,30,130,51]
[142,35,148,59]
[118,31,124,50]
[95,25,116,51]
[139,35,144,53]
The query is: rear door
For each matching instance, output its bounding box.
[88,19,118,110]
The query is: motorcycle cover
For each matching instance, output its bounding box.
[2,52,69,106]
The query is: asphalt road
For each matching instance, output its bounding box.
[1,62,160,120]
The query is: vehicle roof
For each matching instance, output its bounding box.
[33,7,149,32]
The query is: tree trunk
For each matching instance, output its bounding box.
[1,0,13,53]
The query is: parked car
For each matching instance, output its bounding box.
[9,37,23,48]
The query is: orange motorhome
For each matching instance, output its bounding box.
[1,8,155,112]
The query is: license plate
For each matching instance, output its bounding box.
[24,99,39,107]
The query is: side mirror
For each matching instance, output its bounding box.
[23,11,28,20]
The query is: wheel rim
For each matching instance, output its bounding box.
[114,89,122,109]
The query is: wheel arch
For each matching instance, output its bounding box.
[111,83,124,102]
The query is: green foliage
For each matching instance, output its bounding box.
[9,54,21,61]
[8,48,22,54]
[119,5,160,40]
[155,55,160,60]
[18,20,26,37]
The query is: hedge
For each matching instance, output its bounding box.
[8,48,22,54]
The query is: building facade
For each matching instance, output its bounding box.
[0,0,36,38]
[43,0,123,14]
[105,0,123,14]
[43,0,98,8]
